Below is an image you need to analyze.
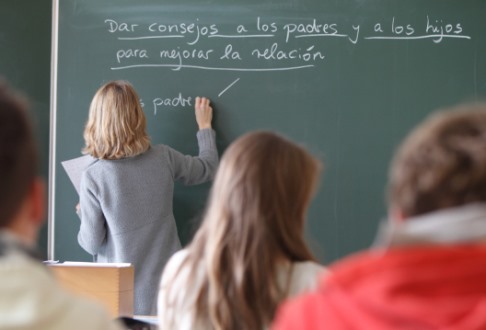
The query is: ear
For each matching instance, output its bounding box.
[388,207,406,223]
[28,177,46,226]
[8,178,46,246]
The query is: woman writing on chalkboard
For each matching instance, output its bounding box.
[158,131,326,329]
[76,80,218,315]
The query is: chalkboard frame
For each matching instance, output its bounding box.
[48,0,59,260]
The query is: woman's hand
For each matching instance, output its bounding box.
[195,96,212,130]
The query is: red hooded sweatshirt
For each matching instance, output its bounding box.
[272,245,486,330]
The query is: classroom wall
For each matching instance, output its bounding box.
[0,0,52,256]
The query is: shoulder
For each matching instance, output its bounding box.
[158,249,203,330]
[285,261,327,297]
[150,144,174,160]
[158,249,191,319]
[151,144,168,153]
[152,143,183,156]
[273,290,329,330]
[0,256,122,330]
[274,262,331,329]
[81,159,104,182]
[292,260,327,276]
[168,248,189,264]
[160,249,189,284]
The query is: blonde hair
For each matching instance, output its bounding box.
[83,80,150,159]
[162,131,322,329]
[389,103,486,217]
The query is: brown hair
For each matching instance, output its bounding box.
[162,131,322,329]
[388,103,486,218]
[83,80,150,159]
[0,81,38,227]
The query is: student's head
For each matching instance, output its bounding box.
[166,131,321,329]
[388,103,486,219]
[0,81,44,243]
[201,130,321,262]
[83,80,150,159]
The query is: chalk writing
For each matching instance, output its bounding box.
[218,78,240,98]
[152,93,192,114]
[102,15,472,112]
[111,63,314,71]
[105,16,471,71]
[365,16,467,43]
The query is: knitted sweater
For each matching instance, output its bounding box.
[77,128,218,315]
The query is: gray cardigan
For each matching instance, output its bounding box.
[77,128,218,315]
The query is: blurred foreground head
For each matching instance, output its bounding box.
[0,81,38,227]
[389,103,486,219]
[201,130,322,263]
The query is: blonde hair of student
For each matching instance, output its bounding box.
[162,131,322,330]
[83,80,150,159]
[388,103,486,218]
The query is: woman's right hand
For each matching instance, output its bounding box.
[195,97,213,130]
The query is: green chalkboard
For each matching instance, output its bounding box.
[52,0,486,262]
[0,0,51,256]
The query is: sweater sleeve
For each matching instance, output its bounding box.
[166,128,219,185]
[77,171,107,255]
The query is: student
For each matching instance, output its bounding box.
[0,81,123,330]
[158,131,326,329]
[77,80,218,315]
[272,103,486,329]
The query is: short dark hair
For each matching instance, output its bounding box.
[0,80,38,227]
[388,103,486,218]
